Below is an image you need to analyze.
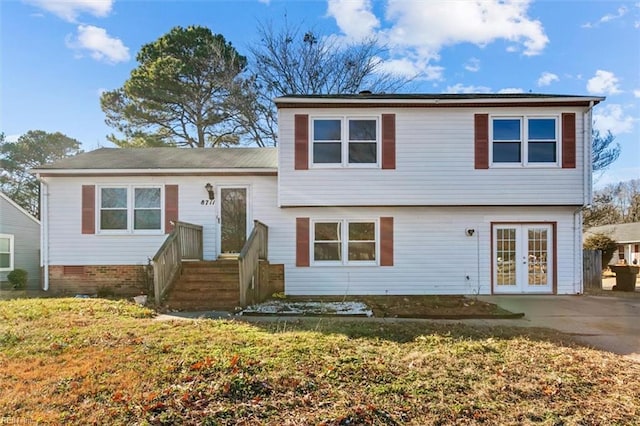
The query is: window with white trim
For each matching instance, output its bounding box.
[99,186,162,233]
[312,117,378,166]
[0,234,14,271]
[491,116,558,166]
[313,220,377,265]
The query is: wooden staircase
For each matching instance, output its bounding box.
[163,260,240,311]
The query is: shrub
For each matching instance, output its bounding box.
[7,269,28,289]
[584,233,618,266]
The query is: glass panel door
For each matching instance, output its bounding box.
[494,224,553,293]
[219,188,247,255]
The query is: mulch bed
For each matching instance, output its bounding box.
[269,295,524,319]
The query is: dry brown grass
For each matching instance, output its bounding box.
[1,298,639,425]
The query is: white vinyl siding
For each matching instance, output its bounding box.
[0,195,40,288]
[279,107,585,206]
[44,175,581,295]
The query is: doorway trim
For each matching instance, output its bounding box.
[490,221,557,294]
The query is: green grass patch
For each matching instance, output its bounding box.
[0,298,638,424]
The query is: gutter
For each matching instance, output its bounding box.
[30,168,278,177]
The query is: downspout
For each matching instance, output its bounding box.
[38,176,49,291]
[574,101,595,294]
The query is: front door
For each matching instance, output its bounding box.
[493,224,553,294]
[218,187,248,256]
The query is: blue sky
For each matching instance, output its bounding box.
[1,0,638,186]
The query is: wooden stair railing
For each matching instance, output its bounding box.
[238,220,268,306]
[151,221,203,304]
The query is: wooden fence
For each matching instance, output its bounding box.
[583,249,602,291]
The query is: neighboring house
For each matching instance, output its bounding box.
[585,222,640,265]
[0,192,41,289]
[32,93,603,299]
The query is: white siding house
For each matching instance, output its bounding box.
[33,93,603,297]
[0,192,41,289]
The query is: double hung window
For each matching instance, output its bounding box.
[99,186,162,233]
[312,117,378,166]
[313,220,377,265]
[0,234,14,271]
[492,117,558,166]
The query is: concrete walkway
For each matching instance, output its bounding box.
[477,294,640,362]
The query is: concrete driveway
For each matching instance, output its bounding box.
[477,294,640,362]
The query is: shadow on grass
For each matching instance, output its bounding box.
[240,315,575,348]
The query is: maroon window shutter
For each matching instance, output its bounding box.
[474,114,489,169]
[165,185,179,234]
[380,217,394,266]
[381,114,396,169]
[562,113,576,169]
[81,185,95,234]
[296,217,310,267]
[295,114,309,170]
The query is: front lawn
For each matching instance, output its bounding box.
[1,298,638,424]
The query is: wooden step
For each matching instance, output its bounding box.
[162,259,242,311]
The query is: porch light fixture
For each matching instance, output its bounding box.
[204,183,215,200]
[466,228,475,237]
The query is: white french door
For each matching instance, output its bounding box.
[493,224,553,294]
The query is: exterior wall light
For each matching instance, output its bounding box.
[466,228,475,236]
[204,183,215,200]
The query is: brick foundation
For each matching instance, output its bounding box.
[48,265,150,297]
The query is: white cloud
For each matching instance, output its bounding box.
[446,84,491,94]
[66,25,130,64]
[327,0,380,41]
[23,0,113,22]
[587,70,622,95]
[377,56,444,80]
[582,6,628,28]
[593,104,636,135]
[5,134,21,143]
[498,87,524,94]
[382,0,548,56]
[537,72,559,87]
[634,89,640,98]
[326,0,549,81]
[464,58,480,72]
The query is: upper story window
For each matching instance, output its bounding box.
[492,117,558,166]
[0,234,14,271]
[312,117,378,167]
[99,186,162,233]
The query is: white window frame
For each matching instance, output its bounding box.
[490,115,560,168]
[310,116,380,168]
[0,234,14,272]
[97,185,164,235]
[311,219,378,266]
